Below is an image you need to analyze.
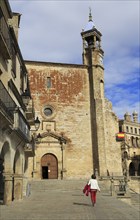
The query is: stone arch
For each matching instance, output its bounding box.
[137,164,140,176]
[41,153,58,179]
[129,162,135,176]
[0,142,11,203]
[1,141,11,172]
[0,156,4,201]
[13,149,23,174]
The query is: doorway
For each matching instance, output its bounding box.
[129,162,135,176]
[41,153,58,179]
[42,166,48,179]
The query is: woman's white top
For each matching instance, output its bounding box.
[88,179,100,191]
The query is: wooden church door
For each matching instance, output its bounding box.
[41,153,58,179]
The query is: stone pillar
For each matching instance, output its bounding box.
[62,145,67,179]
[13,174,23,200]
[110,178,115,196]
[3,173,13,205]
[22,176,28,197]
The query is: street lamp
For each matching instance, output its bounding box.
[36,133,42,142]
[34,117,40,131]
[21,89,30,106]
[59,134,66,180]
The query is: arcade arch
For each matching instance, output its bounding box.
[129,162,135,176]
[1,141,11,173]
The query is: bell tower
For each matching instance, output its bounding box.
[81,9,107,175]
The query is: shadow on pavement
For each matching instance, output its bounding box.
[73,202,91,207]
[72,194,84,197]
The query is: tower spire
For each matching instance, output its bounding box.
[89,7,92,22]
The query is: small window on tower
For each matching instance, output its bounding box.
[119,126,122,132]
[126,126,129,132]
[47,77,51,88]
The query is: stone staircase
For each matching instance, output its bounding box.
[1,179,139,220]
[29,179,109,193]
[29,179,87,193]
[29,179,140,209]
[130,190,140,210]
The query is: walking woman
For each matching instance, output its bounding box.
[88,174,100,206]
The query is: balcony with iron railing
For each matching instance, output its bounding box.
[0,80,16,122]
[24,137,35,157]
[0,13,12,59]
[22,90,35,125]
[13,107,31,142]
[0,80,31,142]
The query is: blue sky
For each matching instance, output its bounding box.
[9,0,140,121]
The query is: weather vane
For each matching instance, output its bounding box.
[89,7,92,21]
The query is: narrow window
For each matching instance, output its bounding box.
[47,77,51,88]
[126,126,129,132]
[131,127,133,133]
[119,126,122,132]
[135,128,137,134]
[11,46,17,78]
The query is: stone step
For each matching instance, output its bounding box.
[29,179,87,192]
[29,179,107,192]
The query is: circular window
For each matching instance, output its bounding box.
[44,107,53,116]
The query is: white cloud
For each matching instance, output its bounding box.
[9,0,140,121]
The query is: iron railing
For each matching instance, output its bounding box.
[0,80,16,120]
[14,108,30,142]
[0,81,30,142]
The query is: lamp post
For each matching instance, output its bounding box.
[34,117,40,131]
[21,89,30,106]
[31,117,40,178]
[59,135,66,180]
[36,133,42,142]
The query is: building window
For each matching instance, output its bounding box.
[11,46,17,78]
[139,129,140,135]
[46,77,51,88]
[131,127,133,133]
[136,137,139,147]
[126,126,129,132]
[44,107,53,117]
[135,128,137,134]
[119,126,122,132]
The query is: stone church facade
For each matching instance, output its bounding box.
[26,12,122,180]
[1,1,139,205]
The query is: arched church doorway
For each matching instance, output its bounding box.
[41,153,58,179]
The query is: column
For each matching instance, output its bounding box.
[13,174,23,200]
[3,173,13,205]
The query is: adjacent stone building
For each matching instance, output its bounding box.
[26,12,123,180]
[119,111,140,177]
[0,0,35,204]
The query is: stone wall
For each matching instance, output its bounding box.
[26,62,94,179]
[104,99,122,176]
